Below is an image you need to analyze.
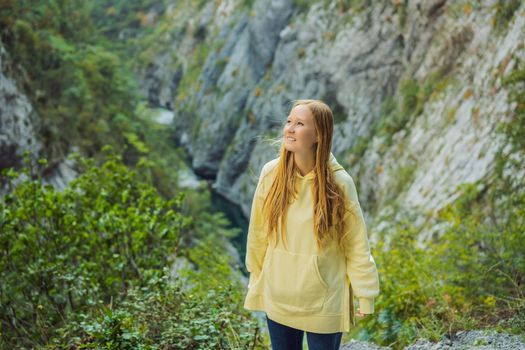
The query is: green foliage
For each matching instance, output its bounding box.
[500,59,525,153]
[89,0,161,40]
[350,135,370,160]
[348,41,525,350]
[372,68,452,149]
[176,42,210,101]
[363,225,445,346]
[396,0,408,29]
[374,95,406,144]
[400,68,450,120]
[399,78,420,117]
[333,112,347,124]
[49,268,263,349]
[0,0,147,159]
[353,59,525,344]
[0,2,267,348]
[0,151,186,347]
[240,0,256,10]
[388,161,417,203]
[0,151,266,349]
[353,64,525,346]
[355,180,525,349]
[293,0,313,12]
[344,0,371,12]
[297,0,373,13]
[492,0,521,31]
[319,0,372,13]
[437,186,525,314]
[115,103,189,199]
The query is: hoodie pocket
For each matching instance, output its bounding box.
[264,248,328,314]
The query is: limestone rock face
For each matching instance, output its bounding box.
[0,42,77,194]
[0,43,42,173]
[141,1,524,242]
[187,0,294,179]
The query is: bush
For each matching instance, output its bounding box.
[0,151,185,347]
[48,268,263,349]
[0,150,266,349]
[355,182,525,349]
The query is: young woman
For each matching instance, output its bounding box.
[243,99,380,350]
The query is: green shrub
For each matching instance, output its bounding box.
[356,68,525,350]
[0,150,185,347]
[0,150,266,349]
[1,0,145,159]
[372,68,452,150]
[355,179,525,349]
[492,0,521,31]
[49,267,263,349]
[500,59,525,153]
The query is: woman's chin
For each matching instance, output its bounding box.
[284,144,296,153]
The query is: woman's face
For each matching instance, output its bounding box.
[283,104,318,156]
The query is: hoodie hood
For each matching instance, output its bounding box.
[329,152,344,172]
[295,152,345,180]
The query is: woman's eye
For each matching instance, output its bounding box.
[298,122,304,125]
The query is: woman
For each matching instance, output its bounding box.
[243,99,380,350]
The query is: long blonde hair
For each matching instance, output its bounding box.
[262,99,354,253]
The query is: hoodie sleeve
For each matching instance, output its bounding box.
[342,175,380,314]
[245,163,270,287]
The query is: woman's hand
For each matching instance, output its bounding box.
[355,308,368,318]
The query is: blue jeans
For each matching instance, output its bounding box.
[266,314,343,350]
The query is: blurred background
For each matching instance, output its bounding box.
[0,0,524,349]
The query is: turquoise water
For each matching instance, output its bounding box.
[209,189,249,276]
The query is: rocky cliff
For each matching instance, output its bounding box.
[0,42,77,194]
[0,42,42,179]
[139,0,524,247]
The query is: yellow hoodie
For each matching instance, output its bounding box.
[243,152,380,334]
